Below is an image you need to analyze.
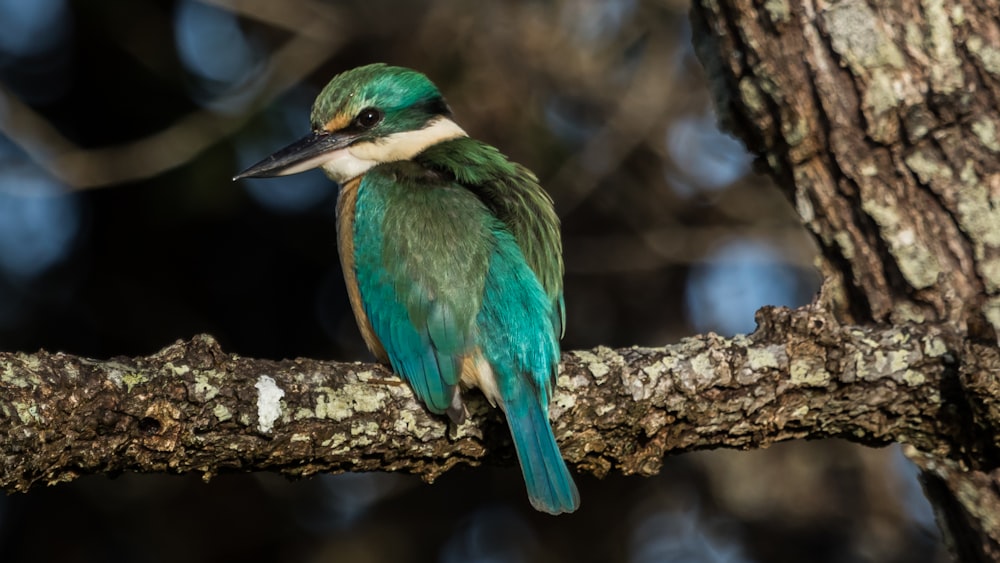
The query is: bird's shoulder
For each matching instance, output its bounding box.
[414,137,530,186]
[414,138,564,304]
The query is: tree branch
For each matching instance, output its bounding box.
[3,304,995,493]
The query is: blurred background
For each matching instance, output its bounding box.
[0,0,945,561]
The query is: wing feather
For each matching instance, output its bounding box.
[351,164,491,414]
[416,139,564,347]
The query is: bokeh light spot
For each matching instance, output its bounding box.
[630,509,750,563]
[0,166,80,279]
[440,505,538,563]
[173,0,265,112]
[239,171,333,214]
[0,0,70,57]
[237,92,334,213]
[309,473,404,530]
[667,112,751,196]
[891,446,938,529]
[560,0,637,43]
[685,240,802,336]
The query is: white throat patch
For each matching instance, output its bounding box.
[319,117,467,184]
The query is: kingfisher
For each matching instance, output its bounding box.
[235,63,579,514]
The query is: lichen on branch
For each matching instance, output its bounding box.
[2,305,994,494]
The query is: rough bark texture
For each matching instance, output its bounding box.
[693,0,1000,330]
[690,0,1000,559]
[2,308,997,493]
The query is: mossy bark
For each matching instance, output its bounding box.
[691,0,1000,558]
[2,312,996,492]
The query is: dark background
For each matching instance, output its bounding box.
[0,1,945,561]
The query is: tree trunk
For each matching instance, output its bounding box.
[690,0,1000,558]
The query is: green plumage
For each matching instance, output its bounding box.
[350,145,577,513]
[236,63,579,514]
[311,63,450,137]
[416,139,565,336]
[353,160,492,413]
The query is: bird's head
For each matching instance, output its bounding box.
[235,63,467,184]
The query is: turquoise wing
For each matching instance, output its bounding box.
[351,163,491,415]
[349,160,578,513]
[417,138,565,352]
[476,231,578,513]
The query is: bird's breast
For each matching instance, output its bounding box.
[336,176,388,362]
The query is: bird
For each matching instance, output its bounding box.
[234,63,579,514]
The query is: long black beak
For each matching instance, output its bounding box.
[233,130,358,180]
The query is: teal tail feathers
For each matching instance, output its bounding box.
[503,383,580,515]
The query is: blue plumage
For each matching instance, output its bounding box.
[502,372,580,514]
[477,234,579,514]
[235,63,579,514]
[350,165,578,513]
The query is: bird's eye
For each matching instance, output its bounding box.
[356,108,382,129]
